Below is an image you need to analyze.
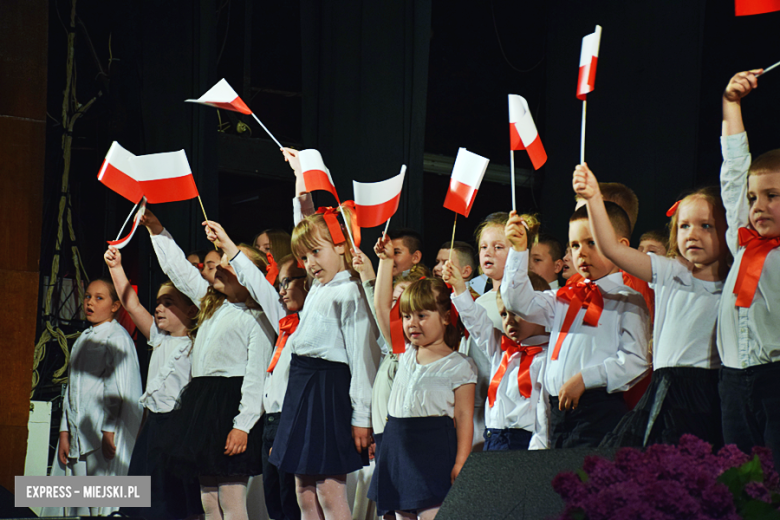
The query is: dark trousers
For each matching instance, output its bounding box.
[720,362,780,471]
[262,413,301,520]
[483,428,533,451]
[549,389,627,448]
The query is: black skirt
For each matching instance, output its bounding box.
[162,376,264,478]
[269,355,369,475]
[369,415,457,513]
[121,411,203,519]
[600,366,723,448]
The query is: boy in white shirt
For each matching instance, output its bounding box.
[501,204,650,448]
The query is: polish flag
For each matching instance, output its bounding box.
[735,0,780,15]
[353,165,406,228]
[443,148,489,218]
[577,25,602,100]
[129,150,199,204]
[185,78,252,115]
[508,94,547,170]
[300,149,340,201]
[108,199,147,249]
[97,142,144,203]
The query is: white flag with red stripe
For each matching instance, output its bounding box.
[508,94,547,170]
[97,142,144,203]
[185,78,252,115]
[129,150,199,204]
[353,165,406,228]
[300,149,340,202]
[443,148,489,218]
[577,25,602,100]
[108,199,147,249]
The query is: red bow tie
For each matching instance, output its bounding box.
[734,227,780,308]
[487,336,545,406]
[551,281,603,360]
[267,313,299,373]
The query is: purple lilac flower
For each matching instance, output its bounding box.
[744,481,772,503]
[751,446,780,489]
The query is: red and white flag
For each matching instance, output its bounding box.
[577,25,602,100]
[130,150,199,204]
[443,148,489,218]
[508,94,547,170]
[300,149,340,201]
[185,78,252,115]
[108,199,147,249]
[353,165,406,228]
[735,0,780,15]
[97,142,144,203]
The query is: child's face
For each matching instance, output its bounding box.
[155,286,193,334]
[433,248,449,278]
[391,239,418,276]
[402,308,447,348]
[529,242,562,284]
[201,250,221,284]
[479,225,509,283]
[676,198,725,267]
[255,233,272,254]
[561,247,574,280]
[84,281,120,326]
[187,253,202,268]
[299,234,346,284]
[638,239,667,256]
[498,295,546,343]
[278,263,308,312]
[748,172,780,238]
[569,219,618,281]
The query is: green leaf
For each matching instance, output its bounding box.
[718,467,745,499]
[568,508,587,520]
[739,455,765,484]
[576,469,589,484]
[738,499,780,520]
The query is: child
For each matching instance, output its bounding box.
[104,246,203,519]
[445,259,551,451]
[718,69,780,469]
[388,227,428,277]
[529,233,565,290]
[268,197,380,520]
[561,246,574,281]
[501,207,650,448]
[433,241,487,295]
[574,165,728,448]
[254,228,293,260]
[638,230,668,256]
[371,278,477,519]
[45,278,143,517]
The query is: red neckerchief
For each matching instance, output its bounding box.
[267,313,299,373]
[734,227,780,308]
[551,280,603,360]
[487,336,546,406]
[266,253,279,285]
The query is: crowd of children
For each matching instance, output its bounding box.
[45,68,780,519]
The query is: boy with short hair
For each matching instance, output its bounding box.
[576,182,640,233]
[387,228,426,276]
[638,230,668,256]
[529,233,565,290]
[501,205,650,448]
[718,69,780,469]
[433,240,489,295]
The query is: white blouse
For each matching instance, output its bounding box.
[649,254,722,369]
[387,346,477,419]
[139,323,192,413]
[150,228,209,305]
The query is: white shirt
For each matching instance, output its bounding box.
[150,228,209,305]
[60,320,143,458]
[452,291,549,441]
[289,270,381,428]
[464,290,502,412]
[387,346,477,419]
[501,248,650,396]
[467,274,490,295]
[191,300,274,433]
[548,279,560,291]
[139,323,193,413]
[718,132,780,369]
[649,254,722,369]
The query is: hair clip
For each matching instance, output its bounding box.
[666,200,680,217]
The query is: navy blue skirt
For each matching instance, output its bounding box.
[269,355,369,475]
[369,415,457,513]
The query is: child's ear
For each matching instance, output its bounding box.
[553,259,564,275]
[618,237,631,248]
[411,250,422,264]
[461,264,473,279]
[442,308,451,326]
[335,243,346,256]
[111,300,122,314]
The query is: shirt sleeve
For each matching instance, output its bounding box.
[233,316,273,433]
[451,291,502,358]
[452,356,479,391]
[340,289,381,428]
[720,132,751,256]
[230,251,286,334]
[150,228,209,307]
[147,322,164,349]
[529,356,550,450]
[579,293,651,392]
[293,193,315,226]
[500,248,557,328]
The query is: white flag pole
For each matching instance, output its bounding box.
[447,213,458,263]
[115,200,141,241]
[383,217,392,237]
[760,60,780,75]
[510,150,516,213]
[580,100,588,164]
[250,112,283,149]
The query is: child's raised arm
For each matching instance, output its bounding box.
[573,164,651,282]
[352,246,376,284]
[442,260,467,296]
[723,69,761,137]
[104,246,154,339]
[373,235,395,344]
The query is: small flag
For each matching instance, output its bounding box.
[185,78,251,115]
[443,148,489,218]
[352,166,406,228]
[97,142,144,203]
[508,94,547,170]
[129,150,199,204]
[300,149,339,201]
[108,199,147,249]
[577,25,602,100]
[735,0,780,15]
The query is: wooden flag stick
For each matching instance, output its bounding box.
[198,195,218,250]
[760,60,780,75]
[383,217,392,237]
[448,213,458,262]
[250,112,283,149]
[510,150,516,213]
[580,99,588,164]
[340,203,358,252]
[115,199,141,241]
